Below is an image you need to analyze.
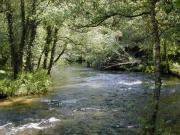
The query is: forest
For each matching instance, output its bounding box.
[0,0,179,135]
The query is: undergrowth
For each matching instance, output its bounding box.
[0,70,51,98]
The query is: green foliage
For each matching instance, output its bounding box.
[0,0,179,98]
[0,70,51,98]
[0,0,179,74]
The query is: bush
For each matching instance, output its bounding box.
[0,70,51,98]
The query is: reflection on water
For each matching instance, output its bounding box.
[0,65,179,135]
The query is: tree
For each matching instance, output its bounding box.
[43,25,53,69]
[26,0,38,72]
[47,27,58,74]
[5,1,20,79]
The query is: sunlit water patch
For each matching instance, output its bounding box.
[0,117,61,135]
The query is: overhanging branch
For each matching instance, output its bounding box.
[75,11,150,28]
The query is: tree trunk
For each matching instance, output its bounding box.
[47,27,58,75]
[150,0,161,100]
[26,0,38,72]
[43,26,53,69]
[37,48,45,70]
[148,0,162,134]
[5,2,20,79]
[19,0,26,71]
[53,43,67,64]
[163,40,170,74]
[26,22,37,72]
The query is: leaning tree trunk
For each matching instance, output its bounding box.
[43,26,53,69]
[47,27,58,75]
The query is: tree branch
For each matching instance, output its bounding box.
[103,61,141,70]
[59,37,83,46]
[75,11,150,28]
[53,43,67,64]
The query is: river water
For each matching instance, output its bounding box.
[0,66,179,135]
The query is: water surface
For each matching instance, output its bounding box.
[0,66,179,135]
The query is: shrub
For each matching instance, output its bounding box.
[0,70,51,98]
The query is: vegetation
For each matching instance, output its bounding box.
[0,70,50,98]
[0,0,179,134]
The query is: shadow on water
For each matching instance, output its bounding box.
[142,76,180,135]
[142,98,160,135]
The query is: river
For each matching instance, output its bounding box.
[0,66,179,135]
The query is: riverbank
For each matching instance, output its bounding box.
[0,96,40,107]
[86,61,180,78]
